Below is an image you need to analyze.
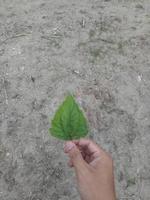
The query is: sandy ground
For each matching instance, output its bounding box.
[0,0,150,199]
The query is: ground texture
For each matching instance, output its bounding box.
[0,0,150,199]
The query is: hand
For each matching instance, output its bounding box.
[64,139,116,200]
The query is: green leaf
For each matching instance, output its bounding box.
[49,94,88,140]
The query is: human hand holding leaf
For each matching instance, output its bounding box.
[49,95,88,140]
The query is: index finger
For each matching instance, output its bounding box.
[73,139,104,157]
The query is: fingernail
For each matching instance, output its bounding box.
[65,141,75,152]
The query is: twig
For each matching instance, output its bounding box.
[41,35,62,40]
[0,33,29,45]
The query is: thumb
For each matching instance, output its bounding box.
[64,141,87,171]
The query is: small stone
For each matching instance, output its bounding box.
[80,18,85,28]
[137,75,142,82]
[31,76,35,82]
[6,152,10,156]
[72,70,80,74]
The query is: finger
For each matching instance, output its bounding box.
[78,139,104,158]
[64,141,88,172]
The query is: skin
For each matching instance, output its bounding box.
[64,139,116,200]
